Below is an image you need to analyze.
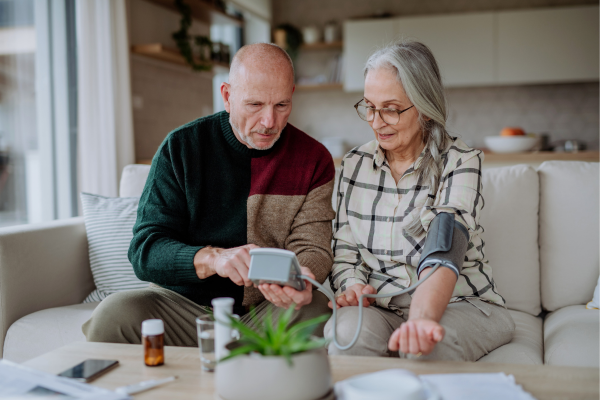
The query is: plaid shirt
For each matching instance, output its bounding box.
[331,138,505,311]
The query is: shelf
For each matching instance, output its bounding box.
[131,43,229,70]
[300,41,343,50]
[296,83,343,91]
[145,0,243,26]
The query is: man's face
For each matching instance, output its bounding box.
[222,64,294,150]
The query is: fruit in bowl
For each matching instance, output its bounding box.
[485,127,538,153]
[500,127,526,136]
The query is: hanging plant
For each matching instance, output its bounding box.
[275,23,303,61]
[172,0,212,71]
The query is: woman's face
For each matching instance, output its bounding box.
[363,67,423,152]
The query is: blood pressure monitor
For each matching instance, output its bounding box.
[248,248,306,291]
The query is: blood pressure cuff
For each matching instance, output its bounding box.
[417,213,469,279]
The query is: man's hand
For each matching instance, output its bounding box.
[258,267,314,310]
[388,319,445,356]
[193,244,259,286]
[328,283,376,309]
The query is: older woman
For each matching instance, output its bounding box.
[325,40,515,361]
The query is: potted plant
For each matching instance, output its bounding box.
[273,23,303,61]
[215,306,332,400]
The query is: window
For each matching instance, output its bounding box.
[0,0,77,227]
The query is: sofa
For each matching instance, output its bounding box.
[1,161,598,367]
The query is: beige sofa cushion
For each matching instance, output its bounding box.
[3,302,99,363]
[544,305,599,367]
[477,309,543,365]
[119,164,151,197]
[480,165,541,316]
[539,161,599,312]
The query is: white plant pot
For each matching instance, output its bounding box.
[215,347,332,400]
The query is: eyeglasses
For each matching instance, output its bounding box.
[354,100,415,125]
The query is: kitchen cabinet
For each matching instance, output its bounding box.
[343,5,599,92]
[497,5,599,85]
[394,13,495,88]
[343,19,395,92]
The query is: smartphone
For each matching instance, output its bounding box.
[57,359,119,383]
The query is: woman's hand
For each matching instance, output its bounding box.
[258,267,314,310]
[388,319,445,356]
[328,283,376,309]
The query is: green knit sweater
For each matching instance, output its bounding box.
[128,111,335,314]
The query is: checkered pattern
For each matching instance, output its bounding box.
[330,138,505,311]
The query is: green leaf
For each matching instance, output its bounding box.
[289,338,328,354]
[285,313,330,340]
[220,316,269,347]
[281,345,293,367]
[221,308,329,363]
[276,305,295,340]
[219,343,261,363]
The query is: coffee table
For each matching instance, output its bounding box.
[22,342,599,400]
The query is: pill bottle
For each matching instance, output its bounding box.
[142,319,164,366]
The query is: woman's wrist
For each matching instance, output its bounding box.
[407,311,439,322]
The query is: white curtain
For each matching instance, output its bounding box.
[76,0,135,197]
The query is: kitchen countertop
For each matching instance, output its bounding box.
[481,150,599,163]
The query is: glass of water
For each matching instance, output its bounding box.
[196,315,216,371]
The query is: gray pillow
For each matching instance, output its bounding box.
[80,192,149,302]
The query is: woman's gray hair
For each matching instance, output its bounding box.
[364,39,452,237]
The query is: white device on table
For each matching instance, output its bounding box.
[247,248,441,351]
[116,376,178,395]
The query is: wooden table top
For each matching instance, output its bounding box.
[23,342,599,400]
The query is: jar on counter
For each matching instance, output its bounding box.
[302,26,321,44]
[142,319,164,366]
[212,42,222,63]
[324,21,339,43]
[221,44,231,65]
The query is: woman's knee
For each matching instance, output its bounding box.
[325,307,392,357]
[427,302,517,361]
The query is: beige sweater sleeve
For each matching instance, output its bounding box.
[286,179,336,284]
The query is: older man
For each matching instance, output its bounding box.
[82,43,335,346]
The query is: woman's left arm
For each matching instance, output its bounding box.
[388,266,456,355]
[389,148,485,355]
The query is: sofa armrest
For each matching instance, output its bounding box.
[0,217,94,357]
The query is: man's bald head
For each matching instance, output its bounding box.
[228,43,294,88]
[221,43,295,151]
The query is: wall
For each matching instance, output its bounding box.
[275,0,599,150]
[127,0,214,161]
[231,0,271,21]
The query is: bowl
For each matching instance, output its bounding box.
[484,136,538,154]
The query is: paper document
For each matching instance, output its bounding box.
[0,360,129,399]
[421,372,537,400]
[334,368,537,400]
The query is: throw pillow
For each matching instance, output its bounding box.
[80,192,149,302]
[587,276,599,310]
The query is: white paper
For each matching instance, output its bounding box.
[334,368,537,400]
[421,372,537,400]
[0,360,129,399]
